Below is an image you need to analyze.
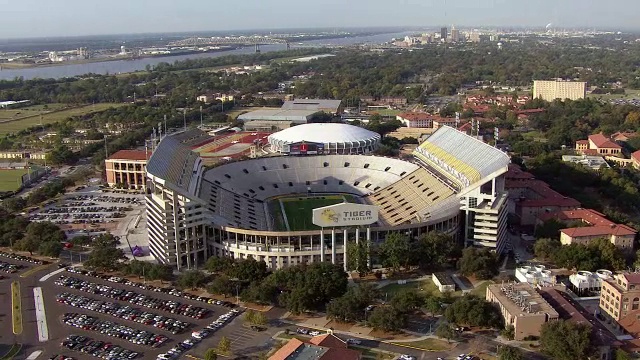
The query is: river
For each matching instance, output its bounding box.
[0,31,413,81]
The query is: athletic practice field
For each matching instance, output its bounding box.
[0,169,28,192]
[270,194,356,231]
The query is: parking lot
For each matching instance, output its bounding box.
[36,268,251,360]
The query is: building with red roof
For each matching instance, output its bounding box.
[269,333,360,360]
[506,165,580,225]
[631,150,640,169]
[538,208,636,249]
[396,112,438,128]
[576,133,622,157]
[105,149,151,190]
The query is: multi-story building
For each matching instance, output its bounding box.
[505,165,580,225]
[486,283,559,341]
[440,27,448,41]
[558,210,636,249]
[450,27,460,42]
[0,151,48,160]
[533,79,586,101]
[396,112,435,128]
[575,134,622,156]
[196,93,234,103]
[600,273,640,323]
[105,150,151,190]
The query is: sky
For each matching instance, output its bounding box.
[1,0,638,38]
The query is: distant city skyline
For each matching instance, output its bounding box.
[1,0,639,39]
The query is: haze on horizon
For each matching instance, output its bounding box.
[1,0,638,39]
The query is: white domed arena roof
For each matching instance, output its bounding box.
[269,123,381,144]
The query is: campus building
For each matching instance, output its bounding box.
[600,273,640,323]
[486,283,559,341]
[576,134,622,157]
[538,209,636,249]
[269,334,360,360]
[105,150,151,190]
[533,79,586,101]
[396,112,435,128]
[267,123,381,155]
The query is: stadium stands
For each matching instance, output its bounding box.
[365,167,455,226]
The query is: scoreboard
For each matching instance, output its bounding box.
[284,142,325,155]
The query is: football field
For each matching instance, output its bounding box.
[273,194,356,231]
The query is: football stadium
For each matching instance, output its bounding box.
[145,124,511,270]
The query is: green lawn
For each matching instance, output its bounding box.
[587,89,640,100]
[0,169,28,192]
[0,103,67,121]
[0,103,126,135]
[379,278,447,298]
[280,195,349,231]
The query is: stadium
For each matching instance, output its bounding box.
[145,125,511,270]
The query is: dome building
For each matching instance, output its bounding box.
[268,123,381,155]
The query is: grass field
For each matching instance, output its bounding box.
[587,89,640,100]
[274,194,356,231]
[11,281,22,335]
[0,103,67,121]
[0,103,125,135]
[0,169,28,192]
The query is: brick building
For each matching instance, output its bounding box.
[105,150,151,190]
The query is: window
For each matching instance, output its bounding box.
[273,184,279,188]
[306,181,311,186]
[323,162,329,167]
[384,166,390,172]
[242,169,249,174]
[344,162,350,167]
[632,298,639,310]
[258,186,265,191]
[323,180,327,185]
[288,182,293,187]
[400,171,406,176]
[364,164,370,168]
[338,180,344,185]
[354,181,360,186]
[224,174,231,179]
[282,164,288,169]
[262,166,267,171]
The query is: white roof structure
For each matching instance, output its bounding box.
[414,126,510,188]
[237,109,317,123]
[268,123,380,145]
[282,99,342,113]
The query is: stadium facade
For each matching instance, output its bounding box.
[145,126,510,270]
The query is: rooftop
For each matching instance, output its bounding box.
[506,179,580,208]
[433,272,455,286]
[238,109,318,122]
[397,112,436,121]
[622,273,640,285]
[589,133,621,149]
[268,123,380,145]
[538,287,617,347]
[487,283,559,319]
[107,150,151,161]
[632,150,640,163]
[269,334,359,360]
[414,126,510,186]
[282,99,342,113]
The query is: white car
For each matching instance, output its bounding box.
[399,356,416,360]
[231,140,239,144]
[346,338,361,345]
[308,331,320,336]
[251,133,257,136]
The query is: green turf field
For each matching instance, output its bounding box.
[0,169,27,192]
[275,194,356,231]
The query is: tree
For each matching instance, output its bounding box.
[204,348,217,360]
[217,336,231,355]
[367,306,406,332]
[534,219,565,239]
[205,256,234,273]
[378,232,410,271]
[252,311,268,326]
[208,274,235,297]
[390,289,423,313]
[244,310,256,324]
[457,248,499,280]
[498,345,523,360]
[346,240,369,275]
[501,325,515,341]
[177,270,207,289]
[435,323,456,343]
[38,240,63,257]
[534,238,560,260]
[539,320,592,360]
[415,232,460,270]
[2,197,26,213]
[424,296,444,315]
[327,283,379,323]
[615,349,632,360]
[84,243,126,271]
[444,295,502,329]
